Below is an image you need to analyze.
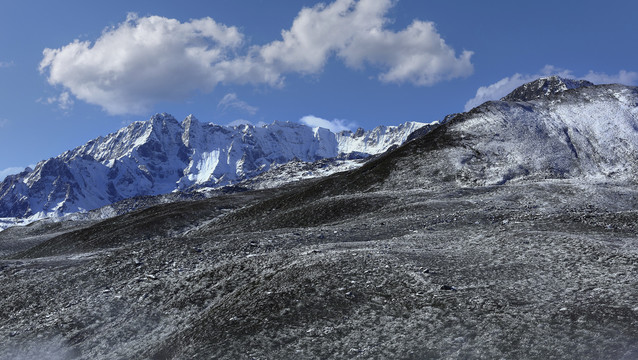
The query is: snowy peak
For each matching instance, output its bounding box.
[181,114,202,147]
[0,116,431,220]
[388,82,638,188]
[336,121,429,156]
[501,76,594,102]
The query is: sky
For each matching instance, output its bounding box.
[1,0,637,180]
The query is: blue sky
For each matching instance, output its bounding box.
[1,0,637,179]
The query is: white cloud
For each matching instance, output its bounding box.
[581,70,638,86]
[300,115,356,132]
[217,93,258,115]
[40,1,472,115]
[43,91,75,111]
[0,118,8,128]
[40,13,244,115]
[537,65,575,79]
[463,73,538,111]
[227,119,253,127]
[464,66,638,111]
[0,60,14,68]
[260,0,473,85]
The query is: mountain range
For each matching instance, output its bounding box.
[2,76,638,359]
[0,115,429,221]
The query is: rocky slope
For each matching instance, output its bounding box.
[374,78,638,190]
[1,78,638,359]
[0,116,428,220]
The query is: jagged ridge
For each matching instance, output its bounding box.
[0,116,428,219]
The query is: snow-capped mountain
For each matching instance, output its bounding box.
[375,77,638,190]
[0,116,428,219]
[3,76,635,225]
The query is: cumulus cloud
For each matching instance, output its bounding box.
[300,115,356,132]
[40,1,473,115]
[217,93,258,115]
[260,0,473,85]
[464,66,638,111]
[40,13,244,115]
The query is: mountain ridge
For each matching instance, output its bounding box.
[500,75,594,102]
[0,116,429,220]
[246,79,638,203]
[2,77,636,226]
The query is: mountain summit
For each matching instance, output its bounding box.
[0,116,428,219]
[501,75,594,102]
[350,80,638,191]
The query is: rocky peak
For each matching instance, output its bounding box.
[501,76,594,102]
[181,114,199,127]
[149,112,178,124]
[181,114,202,147]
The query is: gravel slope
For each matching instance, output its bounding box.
[1,180,637,359]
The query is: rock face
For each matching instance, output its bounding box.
[0,116,428,219]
